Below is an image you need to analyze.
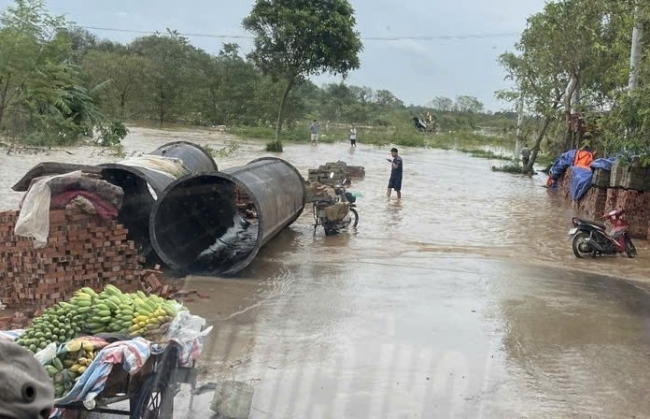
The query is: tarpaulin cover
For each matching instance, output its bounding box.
[549,149,577,180]
[50,190,119,220]
[573,149,595,168]
[14,171,124,248]
[116,155,190,180]
[50,337,152,417]
[570,166,593,201]
[591,157,616,171]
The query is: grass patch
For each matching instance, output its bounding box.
[459,148,512,160]
[201,141,240,158]
[265,140,283,152]
[231,123,516,153]
[231,126,337,144]
[491,163,538,175]
[492,163,524,174]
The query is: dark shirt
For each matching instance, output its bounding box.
[391,156,403,177]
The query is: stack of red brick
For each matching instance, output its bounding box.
[558,169,650,238]
[0,207,144,310]
[607,189,650,238]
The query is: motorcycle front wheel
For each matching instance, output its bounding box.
[572,232,593,258]
[350,208,359,228]
[625,236,637,258]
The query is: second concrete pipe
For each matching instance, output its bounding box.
[149,157,305,276]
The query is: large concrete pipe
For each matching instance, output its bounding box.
[149,157,305,276]
[99,141,218,261]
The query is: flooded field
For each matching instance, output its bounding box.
[2,126,650,418]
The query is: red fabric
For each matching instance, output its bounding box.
[573,149,594,169]
[50,190,119,220]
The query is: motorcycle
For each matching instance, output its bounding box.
[313,172,360,236]
[569,209,637,259]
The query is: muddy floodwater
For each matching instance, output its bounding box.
[2,126,650,418]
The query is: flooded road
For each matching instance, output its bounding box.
[2,127,650,418]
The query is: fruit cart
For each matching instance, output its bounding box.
[5,285,210,419]
[55,337,198,419]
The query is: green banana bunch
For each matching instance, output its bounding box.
[17,284,182,353]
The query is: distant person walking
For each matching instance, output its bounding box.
[309,120,320,145]
[386,147,403,199]
[521,144,531,167]
[349,124,357,147]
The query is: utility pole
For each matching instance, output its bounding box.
[515,96,524,160]
[629,3,643,90]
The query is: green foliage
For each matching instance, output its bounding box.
[265,139,283,152]
[96,121,129,146]
[497,0,645,164]
[201,141,240,158]
[462,149,512,160]
[242,0,363,144]
[0,0,518,148]
[491,164,526,174]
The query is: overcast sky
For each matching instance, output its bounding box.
[2,0,548,110]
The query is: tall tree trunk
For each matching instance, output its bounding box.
[0,73,12,129]
[524,117,552,173]
[119,92,126,119]
[275,77,295,142]
[159,88,165,127]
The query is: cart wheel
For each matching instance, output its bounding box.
[130,374,174,419]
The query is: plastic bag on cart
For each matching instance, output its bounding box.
[0,330,24,341]
[34,342,57,365]
[164,310,213,367]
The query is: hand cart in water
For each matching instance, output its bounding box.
[55,340,198,419]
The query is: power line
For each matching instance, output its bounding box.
[79,25,520,42]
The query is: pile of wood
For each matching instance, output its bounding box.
[307,161,365,185]
[0,207,145,310]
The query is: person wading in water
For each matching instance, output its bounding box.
[386,147,403,199]
[349,124,357,147]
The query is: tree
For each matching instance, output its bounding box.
[0,0,66,130]
[375,89,403,108]
[82,50,151,118]
[430,96,453,112]
[496,0,632,172]
[455,95,484,113]
[242,0,363,148]
[130,31,194,124]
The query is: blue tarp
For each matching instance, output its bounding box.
[590,157,616,171]
[569,166,593,201]
[549,149,577,180]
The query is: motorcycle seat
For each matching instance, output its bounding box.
[576,218,606,229]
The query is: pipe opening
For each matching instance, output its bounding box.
[152,175,260,274]
[101,168,156,257]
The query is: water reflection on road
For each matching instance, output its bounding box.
[2,126,650,418]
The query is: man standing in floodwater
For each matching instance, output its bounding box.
[349,124,357,147]
[309,120,320,145]
[386,147,403,199]
[521,144,531,167]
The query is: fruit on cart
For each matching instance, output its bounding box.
[45,355,77,399]
[43,337,107,398]
[129,293,176,340]
[16,285,182,353]
[83,285,180,336]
